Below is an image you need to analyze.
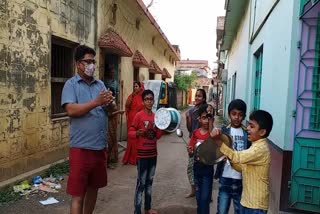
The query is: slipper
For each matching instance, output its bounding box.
[185,192,195,198]
[145,209,157,214]
[107,164,116,169]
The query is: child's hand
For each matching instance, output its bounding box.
[214,138,223,147]
[187,146,193,155]
[118,110,125,114]
[112,110,125,116]
[136,129,145,137]
[210,128,221,138]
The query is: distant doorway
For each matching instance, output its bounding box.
[134,67,139,82]
[149,72,155,80]
[104,54,120,102]
[102,53,126,142]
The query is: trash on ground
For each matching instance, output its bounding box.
[13,180,31,193]
[39,197,59,205]
[39,184,58,193]
[43,174,56,183]
[12,175,63,195]
[32,176,43,184]
[20,186,39,195]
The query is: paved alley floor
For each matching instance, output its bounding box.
[0,111,229,214]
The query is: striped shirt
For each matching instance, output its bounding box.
[128,110,162,158]
[220,138,270,210]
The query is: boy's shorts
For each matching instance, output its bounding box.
[67,147,108,196]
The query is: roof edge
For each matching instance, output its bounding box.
[221,0,249,50]
[135,0,180,60]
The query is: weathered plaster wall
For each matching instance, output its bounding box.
[0,0,96,182]
[0,0,177,182]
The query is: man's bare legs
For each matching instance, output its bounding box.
[70,187,98,214]
[70,196,84,214]
[83,187,98,214]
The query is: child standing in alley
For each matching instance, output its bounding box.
[214,99,250,214]
[187,104,215,214]
[185,89,207,197]
[128,89,162,214]
[212,110,273,214]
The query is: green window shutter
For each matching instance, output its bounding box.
[253,50,263,110]
[310,16,320,130]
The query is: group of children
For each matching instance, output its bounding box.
[185,88,273,214]
[128,87,273,214]
[64,45,274,214]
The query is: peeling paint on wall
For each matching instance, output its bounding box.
[7,110,20,134]
[23,96,36,111]
[0,0,96,182]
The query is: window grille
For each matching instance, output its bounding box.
[51,37,77,118]
[310,17,320,130]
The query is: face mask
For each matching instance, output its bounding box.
[84,64,95,77]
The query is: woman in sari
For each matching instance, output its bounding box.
[122,81,144,165]
[104,66,124,169]
[106,100,124,169]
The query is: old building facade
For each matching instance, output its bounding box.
[219,0,320,213]
[0,0,179,183]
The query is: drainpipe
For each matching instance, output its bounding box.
[216,53,221,115]
[94,0,98,50]
[245,0,253,114]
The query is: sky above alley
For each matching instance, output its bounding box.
[142,0,225,68]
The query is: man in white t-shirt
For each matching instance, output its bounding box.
[214,99,250,214]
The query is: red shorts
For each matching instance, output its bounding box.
[67,148,108,196]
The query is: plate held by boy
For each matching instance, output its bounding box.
[194,133,232,165]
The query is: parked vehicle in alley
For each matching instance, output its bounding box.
[143,80,177,112]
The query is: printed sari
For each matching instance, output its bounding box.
[107,105,119,164]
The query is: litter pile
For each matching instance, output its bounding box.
[13,175,63,197]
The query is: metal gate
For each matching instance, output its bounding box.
[290,2,320,212]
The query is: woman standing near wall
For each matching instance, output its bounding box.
[107,104,124,168]
[104,66,124,169]
[122,81,144,165]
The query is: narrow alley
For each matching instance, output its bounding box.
[0,111,227,214]
[1,0,320,213]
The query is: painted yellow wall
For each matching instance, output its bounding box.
[0,0,96,182]
[97,0,177,140]
[0,0,177,182]
[97,0,176,112]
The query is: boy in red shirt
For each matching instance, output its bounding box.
[187,104,215,214]
[128,89,162,214]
